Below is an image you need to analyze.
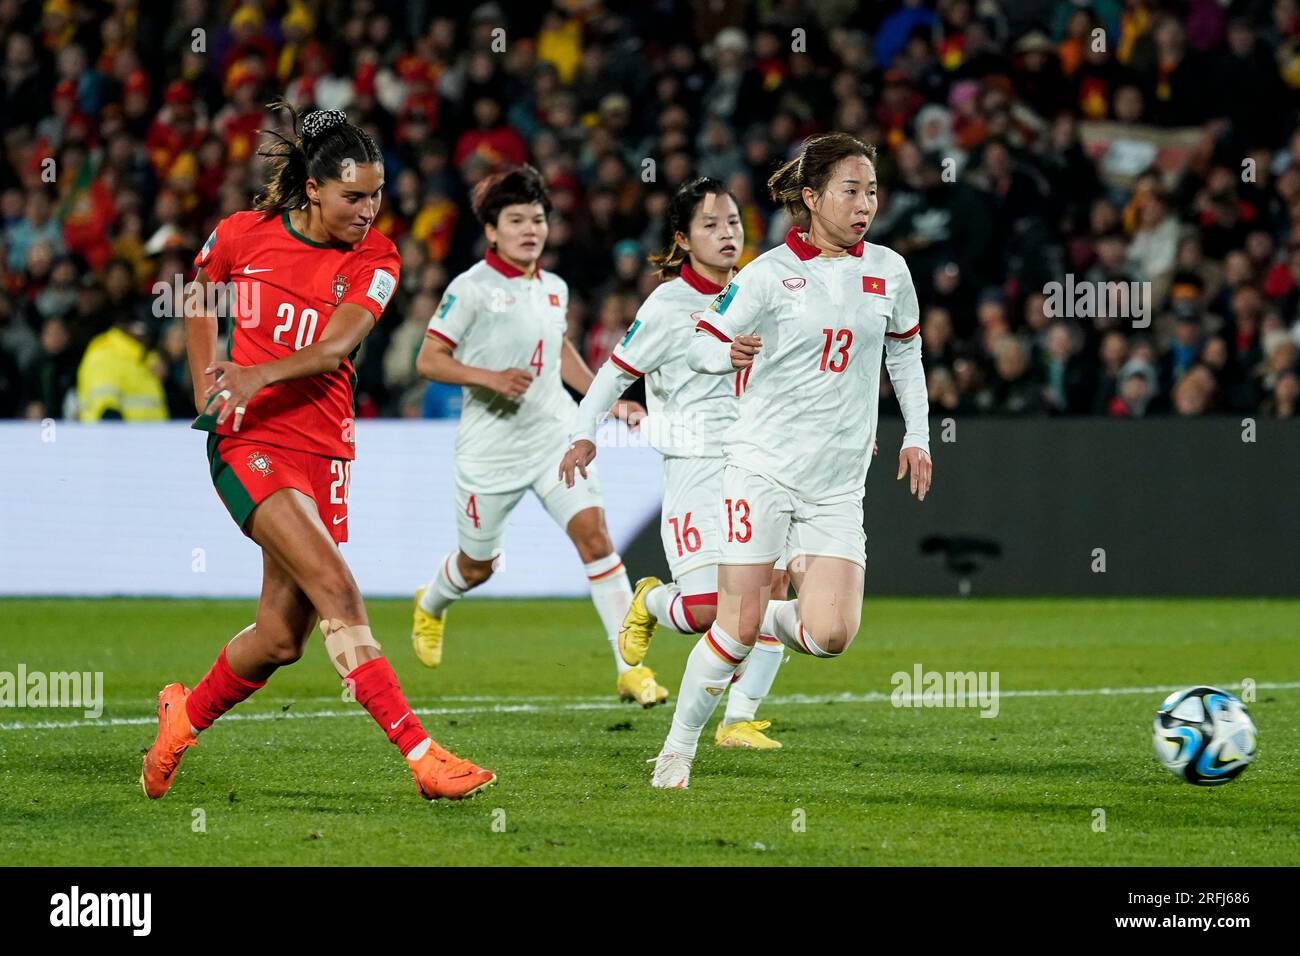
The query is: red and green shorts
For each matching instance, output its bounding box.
[206,435,351,544]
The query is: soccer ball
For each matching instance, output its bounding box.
[1152,686,1257,785]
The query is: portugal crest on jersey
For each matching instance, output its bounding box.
[246,451,274,477]
[333,274,350,304]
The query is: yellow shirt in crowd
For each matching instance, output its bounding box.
[76,327,168,422]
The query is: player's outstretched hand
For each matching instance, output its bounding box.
[559,439,597,488]
[897,446,932,502]
[486,368,534,399]
[204,361,266,433]
[731,334,762,369]
[612,400,647,429]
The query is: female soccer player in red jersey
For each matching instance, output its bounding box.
[140,104,495,802]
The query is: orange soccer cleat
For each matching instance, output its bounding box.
[408,740,496,800]
[140,683,199,799]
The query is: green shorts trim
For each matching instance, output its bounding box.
[206,433,258,532]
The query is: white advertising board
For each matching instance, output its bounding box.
[0,420,663,598]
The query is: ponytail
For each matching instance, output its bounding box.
[767,154,804,218]
[767,133,876,222]
[254,101,382,212]
[647,236,689,278]
[649,176,736,279]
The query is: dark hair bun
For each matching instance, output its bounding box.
[254,101,382,213]
[301,109,348,141]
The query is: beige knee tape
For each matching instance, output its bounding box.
[319,619,381,672]
[227,623,256,646]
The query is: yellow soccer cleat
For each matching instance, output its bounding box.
[715,719,782,749]
[618,576,661,666]
[618,665,669,708]
[412,586,445,668]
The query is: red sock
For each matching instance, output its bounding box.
[346,657,428,757]
[186,645,266,731]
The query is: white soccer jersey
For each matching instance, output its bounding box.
[428,249,575,492]
[688,226,929,503]
[571,263,741,457]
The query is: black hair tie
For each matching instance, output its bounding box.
[301,109,348,141]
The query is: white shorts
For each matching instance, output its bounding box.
[717,464,866,569]
[660,456,725,582]
[455,458,605,562]
[662,457,790,593]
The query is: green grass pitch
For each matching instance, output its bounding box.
[1,597,1297,866]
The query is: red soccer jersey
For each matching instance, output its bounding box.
[192,209,400,460]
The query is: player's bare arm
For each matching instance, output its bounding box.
[559,337,595,394]
[184,268,219,414]
[561,337,645,423]
[415,334,532,398]
[204,302,374,432]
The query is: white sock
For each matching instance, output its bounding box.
[585,553,633,674]
[724,636,783,724]
[406,737,431,760]
[419,553,468,616]
[645,582,696,634]
[664,622,751,758]
[761,599,802,651]
[793,621,841,658]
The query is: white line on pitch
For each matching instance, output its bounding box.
[1,681,1296,733]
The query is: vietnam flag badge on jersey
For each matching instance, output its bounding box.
[863,276,887,295]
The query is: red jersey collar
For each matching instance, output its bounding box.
[680,261,726,295]
[485,247,540,279]
[784,226,864,260]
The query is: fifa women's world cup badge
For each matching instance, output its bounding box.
[333,274,350,304]
[246,450,274,477]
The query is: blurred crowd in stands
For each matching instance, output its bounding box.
[2,0,1299,423]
